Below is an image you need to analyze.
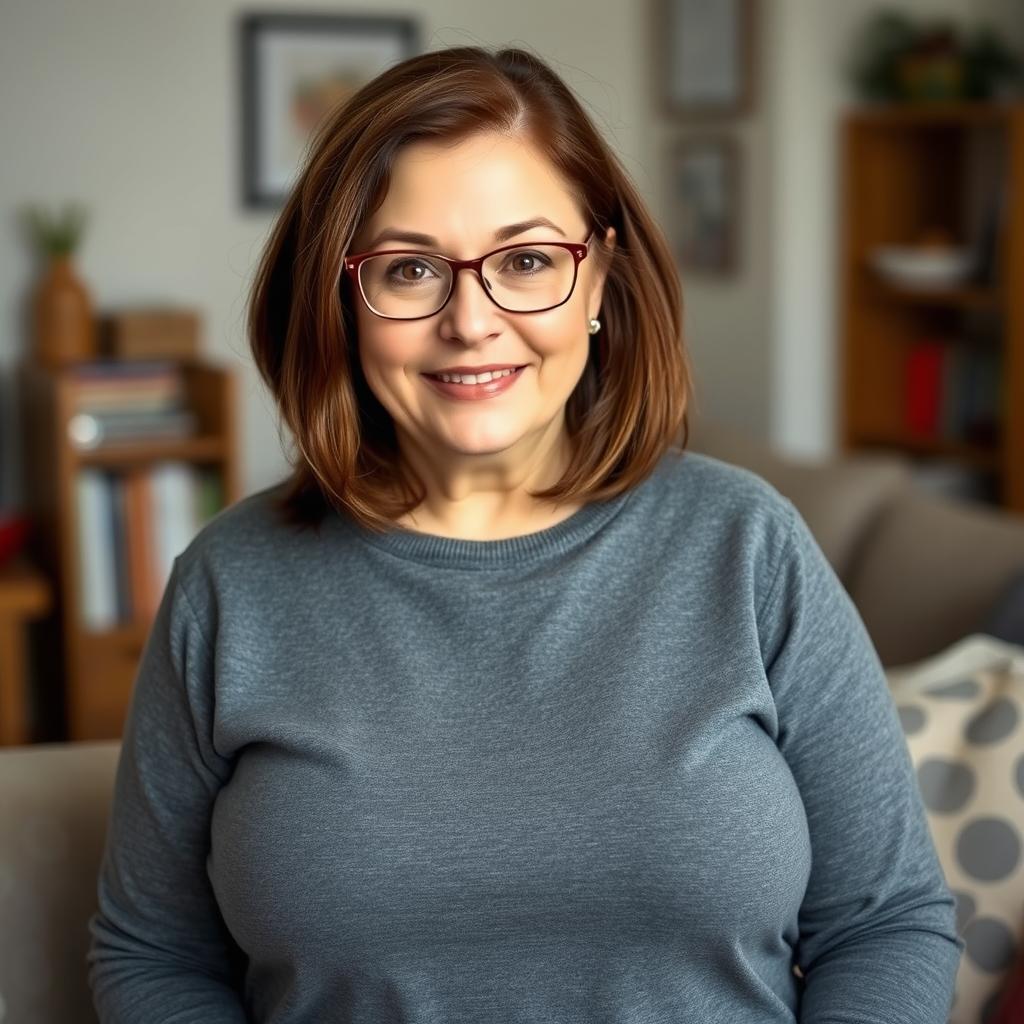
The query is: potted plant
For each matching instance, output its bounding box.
[847,11,1023,103]
[21,201,98,368]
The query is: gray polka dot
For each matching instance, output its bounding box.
[1016,753,1024,799]
[957,817,1022,882]
[965,697,1019,745]
[897,704,927,735]
[964,916,1017,972]
[924,677,982,700]
[917,759,975,813]
[952,890,976,933]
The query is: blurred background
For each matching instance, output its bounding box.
[6,6,1024,1022]
[1,0,1023,746]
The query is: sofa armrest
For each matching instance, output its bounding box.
[847,487,1024,668]
[0,740,121,1024]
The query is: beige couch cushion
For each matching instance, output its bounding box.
[850,493,1024,669]
[0,741,121,1024]
[886,635,1024,1023]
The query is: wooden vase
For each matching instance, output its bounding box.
[33,254,97,368]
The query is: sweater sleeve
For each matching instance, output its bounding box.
[759,499,965,1024]
[86,557,249,1022]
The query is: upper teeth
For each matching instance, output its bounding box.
[435,368,517,384]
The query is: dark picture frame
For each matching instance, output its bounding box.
[238,12,421,210]
[654,0,756,118]
[666,135,740,276]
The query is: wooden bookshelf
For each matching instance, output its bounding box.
[18,357,241,741]
[839,102,1024,513]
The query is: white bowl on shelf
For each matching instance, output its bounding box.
[869,246,977,289]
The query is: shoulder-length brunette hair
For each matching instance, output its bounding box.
[248,45,693,534]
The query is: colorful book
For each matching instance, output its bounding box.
[905,341,945,437]
[75,469,118,631]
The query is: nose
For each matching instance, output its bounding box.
[437,265,501,339]
[450,264,496,305]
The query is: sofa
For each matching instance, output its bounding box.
[3,415,1024,1024]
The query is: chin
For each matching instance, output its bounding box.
[439,428,529,456]
[445,440,523,457]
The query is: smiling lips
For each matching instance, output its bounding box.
[426,363,525,377]
[421,365,526,400]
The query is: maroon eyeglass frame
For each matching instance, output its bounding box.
[342,230,594,321]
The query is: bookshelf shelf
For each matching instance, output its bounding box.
[80,622,154,646]
[866,281,1002,310]
[846,101,1012,127]
[18,356,241,741]
[74,435,230,467]
[853,433,1001,472]
[839,102,1024,513]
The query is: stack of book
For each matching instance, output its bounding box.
[75,463,224,631]
[67,360,197,449]
[905,341,1002,445]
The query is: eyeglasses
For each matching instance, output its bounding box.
[342,230,594,320]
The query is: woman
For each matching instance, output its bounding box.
[87,45,963,1023]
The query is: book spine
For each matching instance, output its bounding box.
[75,469,118,631]
[905,340,944,437]
[939,345,962,442]
[110,474,130,624]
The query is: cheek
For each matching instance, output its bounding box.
[526,302,584,355]
[357,323,423,380]
[526,310,590,373]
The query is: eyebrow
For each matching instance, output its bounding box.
[362,217,566,252]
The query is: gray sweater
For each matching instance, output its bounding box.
[87,448,964,1023]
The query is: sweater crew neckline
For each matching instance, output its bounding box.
[336,486,636,569]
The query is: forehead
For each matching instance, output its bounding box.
[366,133,582,236]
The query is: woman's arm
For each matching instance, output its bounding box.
[759,499,965,1023]
[87,558,249,1022]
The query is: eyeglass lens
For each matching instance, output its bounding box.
[357,244,578,318]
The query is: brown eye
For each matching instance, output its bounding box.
[505,250,551,274]
[395,260,426,280]
[384,258,440,284]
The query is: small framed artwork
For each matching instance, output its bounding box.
[239,12,421,209]
[666,135,740,276]
[654,0,756,118]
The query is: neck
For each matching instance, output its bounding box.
[392,423,581,541]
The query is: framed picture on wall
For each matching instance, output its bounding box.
[666,135,740,276]
[239,12,421,209]
[654,0,756,118]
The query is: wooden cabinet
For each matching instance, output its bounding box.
[839,102,1024,513]
[0,558,53,745]
[18,358,241,740]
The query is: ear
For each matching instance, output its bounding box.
[588,226,617,320]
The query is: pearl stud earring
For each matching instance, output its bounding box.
[588,318,601,335]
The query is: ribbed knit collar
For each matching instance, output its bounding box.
[335,485,636,570]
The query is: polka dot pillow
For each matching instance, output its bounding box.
[886,633,1024,1024]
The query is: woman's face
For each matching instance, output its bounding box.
[347,132,615,470]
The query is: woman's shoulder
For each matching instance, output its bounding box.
[651,447,796,530]
[647,448,805,607]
